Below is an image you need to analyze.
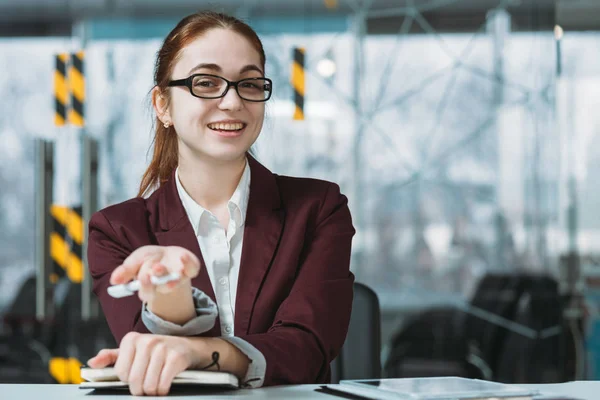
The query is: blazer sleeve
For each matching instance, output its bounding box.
[237,182,355,386]
[87,209,151,344]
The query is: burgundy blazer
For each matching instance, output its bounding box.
[87,155,355,386]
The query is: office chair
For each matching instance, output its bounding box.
[384,273,565,384]
[493,275,563,383]
[383,306,488,379]
[330,281,382,383]
[0,275,54,383]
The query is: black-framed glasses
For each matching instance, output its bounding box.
[167,74,273,102]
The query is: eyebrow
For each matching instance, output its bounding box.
[188,63,264,76]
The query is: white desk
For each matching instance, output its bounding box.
[1,381,599,399]
[523,381,600,399]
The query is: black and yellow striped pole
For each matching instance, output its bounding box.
[47,203,86,383]
[48,50,88,385]
[54,53,69,126]
[50,205,84,284]
[292,47,305,120]
[69,51,85,127]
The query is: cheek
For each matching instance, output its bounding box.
[251,106,265,128]
[169,94,209,123]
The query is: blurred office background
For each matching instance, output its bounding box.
[1,0,599,386]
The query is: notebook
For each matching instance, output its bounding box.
[324,377,538,400]
[79,366,239,390]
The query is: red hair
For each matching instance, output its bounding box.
[138,11,266,197]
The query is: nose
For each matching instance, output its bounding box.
[218,84,244,111]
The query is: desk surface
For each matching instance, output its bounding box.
[2,381,599,399]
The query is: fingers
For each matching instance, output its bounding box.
[152,263,168,276]
[142,343,167,396]
[157,350,189,396]
[111,246,161,285]
[111,333,192,396]
[154,263,188,296]
[114,332,138,383]
[180,252,201,279]
[128,337,154,396]
[87,348,118,368]
[111,246,200,287]
[137,258,159,303]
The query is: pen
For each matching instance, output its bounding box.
[107,273,181,298]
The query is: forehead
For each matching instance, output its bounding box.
[173,28,262,76]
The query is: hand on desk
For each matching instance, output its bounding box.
[87,333,249,396]
[87,332,203,396]
[110,245,201,304]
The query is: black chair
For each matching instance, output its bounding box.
[493,275,563,383]
[0,275,54,383]
[330,281,381,383]
[383,307,488,380]
[383,273,567,383]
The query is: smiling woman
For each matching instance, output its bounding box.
[86,10,355,397]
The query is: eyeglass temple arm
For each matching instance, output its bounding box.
[167,78,188,87]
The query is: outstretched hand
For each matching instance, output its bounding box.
[110,245,201,303]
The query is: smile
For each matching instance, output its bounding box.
[207,122,246,131]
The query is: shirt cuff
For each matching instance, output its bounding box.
[141,287,218,336]
[221,336,266,388]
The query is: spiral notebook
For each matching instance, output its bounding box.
[79,367,239,390]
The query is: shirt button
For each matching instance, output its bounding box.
[218,277,228,286]
[224,325,232,334]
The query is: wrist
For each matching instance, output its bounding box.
[147,278,192,304]
[190,338,250,379]
[146,281,195,324]
[185,337,212,370]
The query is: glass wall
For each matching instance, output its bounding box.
[0,0,598,384]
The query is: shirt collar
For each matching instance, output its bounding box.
[175,159,251,236]
[229,159,251,228]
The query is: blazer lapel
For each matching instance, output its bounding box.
[153,171,221,336]
[235,156,284,335]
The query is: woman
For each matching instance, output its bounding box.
[86,11,355,396]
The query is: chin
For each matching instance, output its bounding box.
[202,147,250,164]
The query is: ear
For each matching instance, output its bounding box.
[152,86,171,125]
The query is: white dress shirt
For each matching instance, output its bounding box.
[142,159,266,387]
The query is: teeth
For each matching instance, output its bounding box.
[208,122,244,131]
